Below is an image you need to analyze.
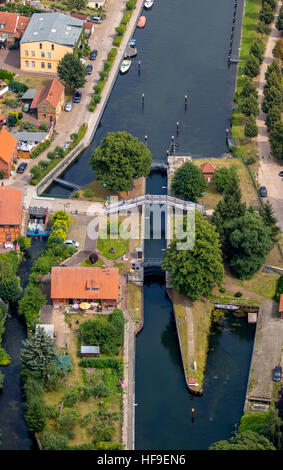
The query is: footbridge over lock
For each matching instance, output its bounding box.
[105,194,204,214]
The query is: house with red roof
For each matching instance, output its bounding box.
[200,161,217,182]
[51,266,119,311]
[0,11,29,48]
[0,185,22,244]
[0,127,17,178]
[31,78,65,123]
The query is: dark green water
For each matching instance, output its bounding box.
[0,239,46,450]
[46,0,242,196]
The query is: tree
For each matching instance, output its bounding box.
[213,166,239,193]
[212,175,246,248]
[209,430,276,450]
[41,431,69,450]
[250,38,264,64]
[170,161,208,202]
[51,211,70,227]
[262,86,282,113]
[266,106,281,131]
[17,235,31,252]
[265,60,281,81]
[80,318,121,354]
[25,397,46,433]
[68,0,87,9]
[18,285,46,328]
[244,115,258,138]
[241,94,259,116]
[276,5,283,30]
[162,211,224,300]
[223,211,273,279]
[0,275,21,303]
[57,53,86,90]
[240,77,258,99]
[270,121,283,159]
[259,200,280,244]
[245,53,260,78]
[89,131,152,192]
[21,328,57,377]
[259,3,275,25]
[264,70,282,93]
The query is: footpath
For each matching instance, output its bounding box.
[256,0,283,231]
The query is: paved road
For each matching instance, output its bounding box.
[256,1,283,231]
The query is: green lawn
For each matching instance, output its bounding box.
[97,223,129,260]
[80,257,106,267]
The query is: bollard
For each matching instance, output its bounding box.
[176,121,179,135]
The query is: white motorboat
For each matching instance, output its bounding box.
[120,59,131,74]
[144,0,154,9]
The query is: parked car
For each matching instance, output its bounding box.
[65,101,73,112]
[22,103,30,113]
[272,366,282,382]
[73,91,82,103]
[279,170,283,177]
[91,17,102,23]
[16,162,27,174]
[64,240,79,248]
[90,49,98,61]
[86,64,93,75]
[259,186,267,197]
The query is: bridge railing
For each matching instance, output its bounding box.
[105,194,203,213]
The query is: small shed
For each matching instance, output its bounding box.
[200,161,216,182]
[21,88,37,103]
[279,294,283,320]
[81,345,100,357]
[35,324,54,338]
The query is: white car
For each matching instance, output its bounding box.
[65,101,73,112]
[64,240,79,248]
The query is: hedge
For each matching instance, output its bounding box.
[30,139,51,159]
[79,357,123,373]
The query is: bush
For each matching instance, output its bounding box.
[234,291,243,298]
[0,347,10,366]
[30,139,51,159]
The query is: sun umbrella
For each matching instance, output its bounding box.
[80,302,91,310]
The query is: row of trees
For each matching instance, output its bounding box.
[263,60,283,159]
[212,170,279,279]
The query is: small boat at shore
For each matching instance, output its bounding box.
[129,38,136,47]
[120,59,131,74]
[144,0,154,9]
[125,46,137,58]
[137,16,146,28]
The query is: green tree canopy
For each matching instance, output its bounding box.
[57,53,86,90]
[21,328,57,377]
[266,106,282,131]
[0,275,22,304]
[80,318,122,355]
[262,85,282,113]
[162,211,224,299]
[245,53,260,78]
[250,38,264,64]
[209,430,276,450]
[89,131,152,192]
[240,77,258,99]
[223,211,273,279]
[241,94,260,116]
[18,285,46,328]
[259,200,280,244]
[270,121,283,159]
[170,161,208,202]
[213,166,239,193]
[244,114,258,138]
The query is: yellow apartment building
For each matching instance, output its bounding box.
[20,12,84,74]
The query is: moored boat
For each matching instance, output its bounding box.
[137,16,146,28]
[129,38,136,47]
[144,0,154,9]
[120,59,131,74]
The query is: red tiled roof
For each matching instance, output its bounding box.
[279,294,283,313]
[71,13,88,21]
[0,128,17,164]
[0,11,18,34]
[0,185,22,226]
[51,267,119,300]
[200,161,217,173]
[15,15,30,38]
[84,21,94,30]
[31,78,64,110]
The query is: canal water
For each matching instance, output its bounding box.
[0,239,46,450]
[45,0,243,196]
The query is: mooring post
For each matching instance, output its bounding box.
[176,121,179,135]
[184,94,188,111]
[144,135,148,147]
[138,60,141,75]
